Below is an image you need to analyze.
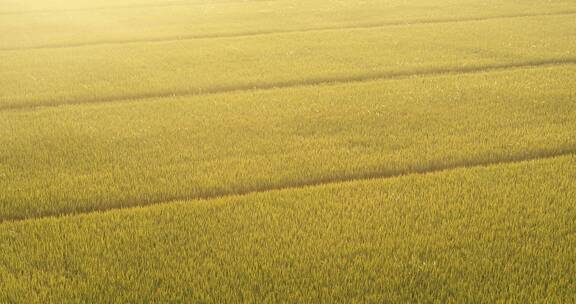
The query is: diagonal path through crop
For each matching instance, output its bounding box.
[2,146,575,225]
[1,10,574,52]
[2,57,576,112]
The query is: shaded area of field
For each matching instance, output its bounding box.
[1,66,575,221]
[1,155,575,302]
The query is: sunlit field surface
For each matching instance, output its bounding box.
[2,156,576,302]
[1,0,575,302]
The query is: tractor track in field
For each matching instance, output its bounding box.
[1,57,575,112]
[0,10,575,52]
[1,147,575,225]
[0,0,275,16]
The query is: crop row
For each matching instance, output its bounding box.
[1,65,575,221]
[1,154,574,302]
[1,0,574,50]
[1,15,575,109]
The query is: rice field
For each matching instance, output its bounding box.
[1,0,575,302]
[2,156,576,302]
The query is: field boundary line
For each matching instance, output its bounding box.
[2,57,576,112]
[1,10,575,51]
[2,148,575,224]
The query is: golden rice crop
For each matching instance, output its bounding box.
[0,15,575,109]
[1,0,574,50]
[1,0,575,301]
[1,66,575,221]
[1,155,574,302]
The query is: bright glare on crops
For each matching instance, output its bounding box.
[1,0,575,302]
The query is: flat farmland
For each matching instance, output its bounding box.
[1,155,575,302]
[1,15,576,109]
[1,0,574,50]
[0,0,575,302]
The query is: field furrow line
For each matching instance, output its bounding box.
[1,10,574,51]
[2,57,576,112]
[2,147,575,225]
